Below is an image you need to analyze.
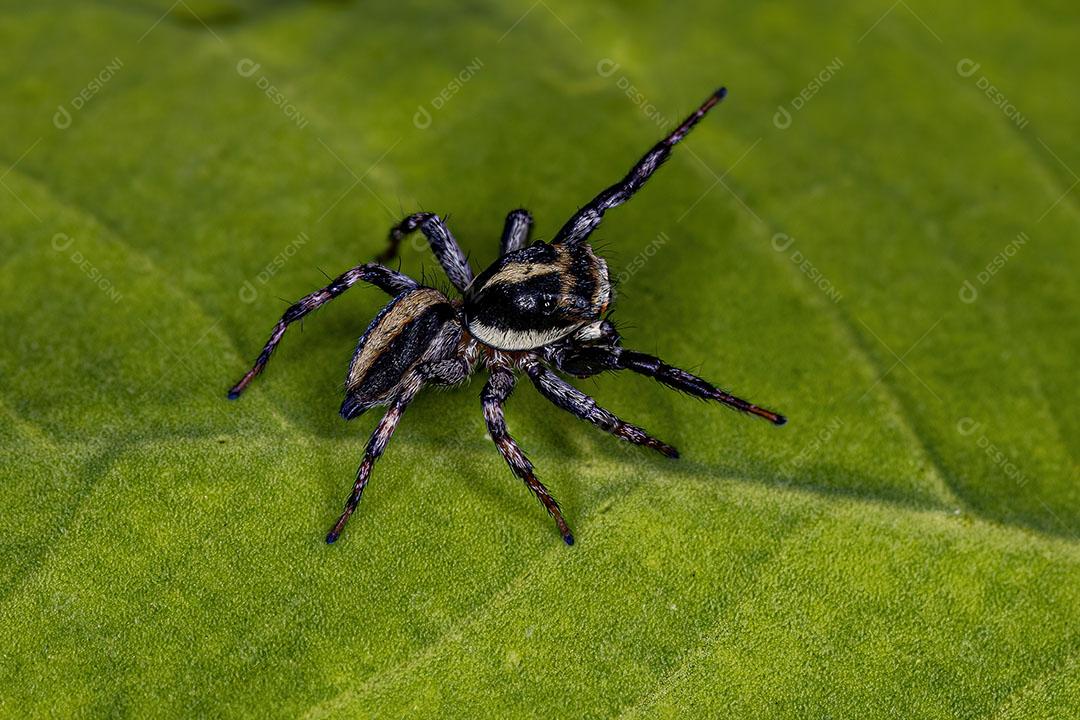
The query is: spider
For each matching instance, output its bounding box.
[227,87,786,546]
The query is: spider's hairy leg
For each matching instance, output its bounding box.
[549,344,787,426]
[328,355,471,543]
[377,212,474,293]
[523,361,679,458]
[499,208,534,256]
[617,349,787,425]
[326,386,419,544]
[227,263,418,399]
[481,366,574,545]
[553,87,728,247]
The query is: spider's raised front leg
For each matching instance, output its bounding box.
[377,212,474,293]
[549,344,786,426]
[523,361,678,458]
[553,88,727,248]
[481,366,574,544]
[227,263,418,399]
[499,208,533,256]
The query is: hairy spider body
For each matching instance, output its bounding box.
[340,287,461,419]
[228,87,786,546]
[465,240,610,350]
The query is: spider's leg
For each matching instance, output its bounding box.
[499,208,534,256]
[326,387,418,544]
[329,354,473,542]
[227,263,418,399]
[549,345,787,426]
[419,358,473,385]
[616,349,786,425]
[523,361,678,458]
[481,367,574,544]
[553,88,727,248]
[377,212,474,293]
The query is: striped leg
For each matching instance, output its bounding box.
[499,208,534,256]
[524,362,679,458]
[227,263,418,399]
[377,212,474,293]
[549,345,787,426]
[326,387,418,543]
[616,349,787,426]
[553,88,727,247]
[481,367,574,545]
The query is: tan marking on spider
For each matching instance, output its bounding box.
[346,287,448,390]
[559,243,609,314]
[594,256,611,313]
[557,246,576,303]
[483,262,559,288]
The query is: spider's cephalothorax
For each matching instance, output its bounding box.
[464,240,610,350]
[227,87,786,546]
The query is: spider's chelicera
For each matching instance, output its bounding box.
[227,87,786,545]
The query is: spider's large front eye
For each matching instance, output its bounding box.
[537,294,558,314]
[514,292,558,315]
[514,294,537,313]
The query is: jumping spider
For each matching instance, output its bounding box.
[227,87,786,545]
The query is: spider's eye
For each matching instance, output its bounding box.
[513,293,557,315]
[463,242,610,350]
[514,294,537,313]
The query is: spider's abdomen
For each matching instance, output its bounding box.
[341,287,461,419]
[463,242,610,350]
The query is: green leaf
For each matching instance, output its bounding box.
[1,1,1078,717]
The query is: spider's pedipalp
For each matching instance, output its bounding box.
[553,87,727,248]
[481,366,574,544]
[227,263,418,399]
[523,361,678,458]
[499,208,534,256]
[378,212,474,293]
